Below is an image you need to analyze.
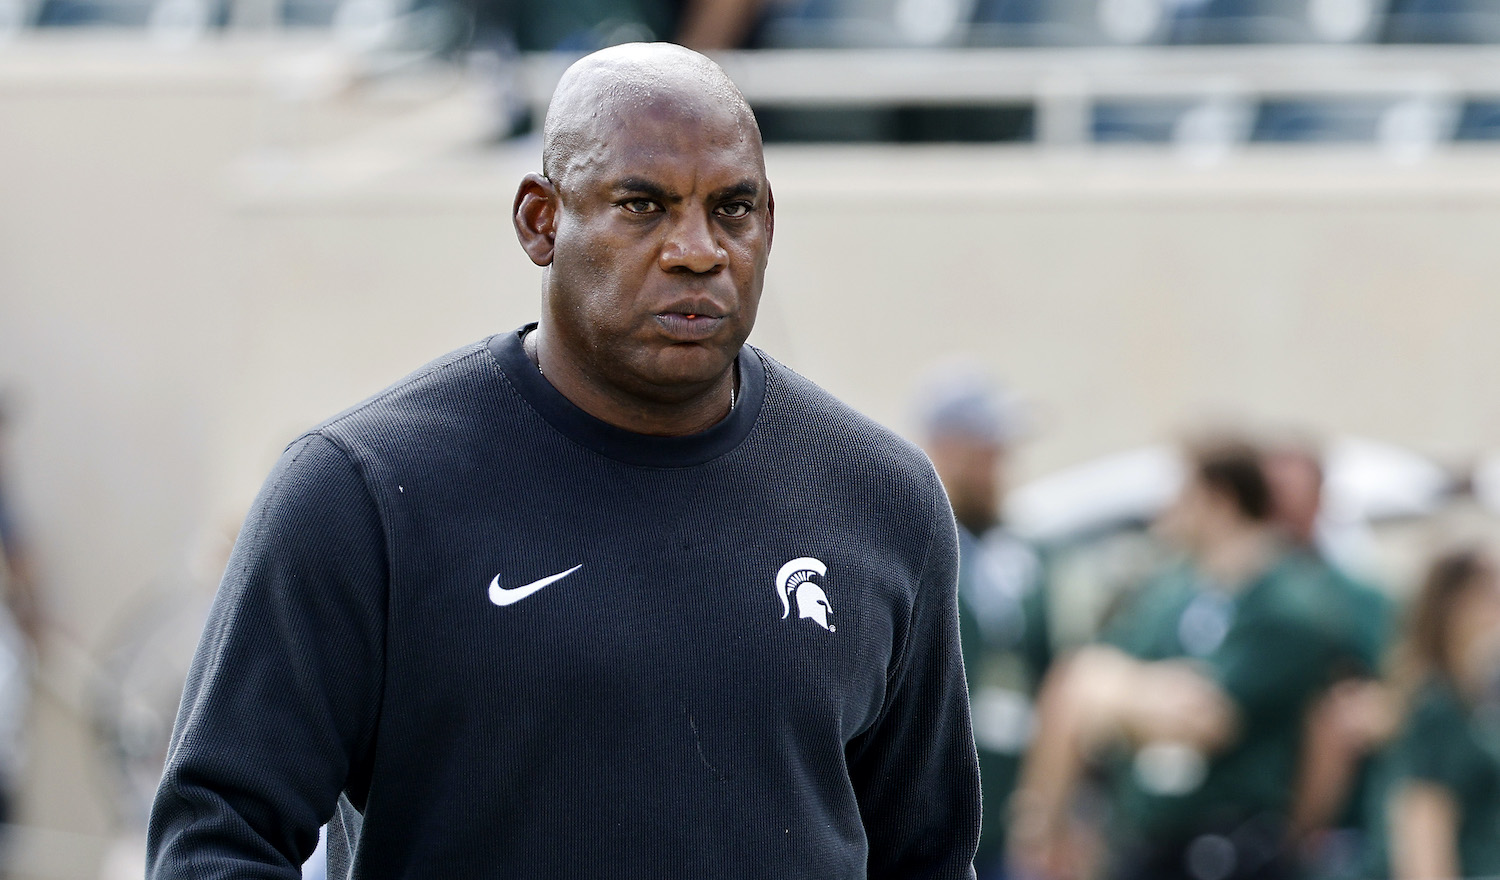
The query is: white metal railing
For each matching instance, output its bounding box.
[516,45,1500,105]
[512,46,1500,149]
[5,32,1500,151]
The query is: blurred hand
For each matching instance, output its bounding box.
[1065,647,1236,752]
[1125,660,1237,751]
[1319,677,1398,750]
[1289,676,1395,839]
[1007,648,1237,880]
[1007,793,1093,880]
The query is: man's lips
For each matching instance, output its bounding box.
[654,311,726,341]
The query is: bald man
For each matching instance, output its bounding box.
[147,44,980,880]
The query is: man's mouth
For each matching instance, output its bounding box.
[655,311,726,341]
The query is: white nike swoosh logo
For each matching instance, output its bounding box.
[488,564,583,607]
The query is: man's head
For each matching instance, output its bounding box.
[1263,442,1324,547]
[916,368,1025,535]
[513,43,773,415]
[1158,435,1274,555]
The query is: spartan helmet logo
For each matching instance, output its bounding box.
[776,557,834,632]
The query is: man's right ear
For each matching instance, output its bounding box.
[513,173,559,267]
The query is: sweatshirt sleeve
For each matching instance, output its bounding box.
[847,472,982,880]
[147,432,387,879]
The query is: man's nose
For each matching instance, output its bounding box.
[659,210,727,274]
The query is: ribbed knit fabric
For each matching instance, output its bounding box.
[147,325,980,880]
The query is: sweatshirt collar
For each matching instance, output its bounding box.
[488,324,765,468]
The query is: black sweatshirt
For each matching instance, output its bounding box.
[147,326,980,880]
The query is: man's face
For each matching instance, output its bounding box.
[545,99,772,399]
[1156,478,1231,553]
[1264,452,1322,546]
[927,435,1004,534]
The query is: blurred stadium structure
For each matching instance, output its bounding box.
[9,0,1500,147]
[7,0,1500,150]
[6,1,1500,877]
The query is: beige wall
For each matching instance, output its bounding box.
[4,38,1500,875]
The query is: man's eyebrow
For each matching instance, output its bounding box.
[712,180,761,201]
[611,177,677,202]
[608,177,762,203]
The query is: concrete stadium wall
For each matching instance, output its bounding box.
[3,38,1500,877]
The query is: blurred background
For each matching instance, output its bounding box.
[5,0,1500,878]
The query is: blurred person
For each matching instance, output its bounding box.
[676,0,768,48]
[1011,436,1355,880]
[1265,443,1397,878]
[463,0,767,141]
[147,43,980,879]
[1262,440,1381,586]
[0,395,35,842]
[0,396,41,651]
[919,369,1052,880]
[1363,548,1500,880]
[468,0,766,51]
[468,0,678,51]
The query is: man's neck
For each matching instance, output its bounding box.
[525,327,737,437]
[1196,527,1278,591]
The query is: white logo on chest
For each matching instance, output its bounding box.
[776,557,834,632]
[489,564,582,606]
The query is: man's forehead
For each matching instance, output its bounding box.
[548,44,748,125]
[596,93,759,155]
[542,43,763,187]
[563,104,765,190]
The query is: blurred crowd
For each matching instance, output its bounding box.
[0,399,38,863]
[19,0,1500,49]
[6,369,1500,880]
[11,0,1500,148]
[918,370,1500,880]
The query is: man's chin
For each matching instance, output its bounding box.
[636,344,738,393]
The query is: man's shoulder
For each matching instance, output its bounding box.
[1245,553,1348,624]
[1127,562,1199,612]
[1409,677,1465,722]
[311,338,501,446]
[1102,562,1196,650]
[752,347,937,492]
[1398,677,1472,762]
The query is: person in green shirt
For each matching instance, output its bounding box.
[1263,443,1393,674]
[1264,443,1397,880]
[919,369,1051,880]
[1012,436,1350,880]
[1365,548,1500,880]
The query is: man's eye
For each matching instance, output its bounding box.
[718,202,752,218]
[622,199,659,214]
